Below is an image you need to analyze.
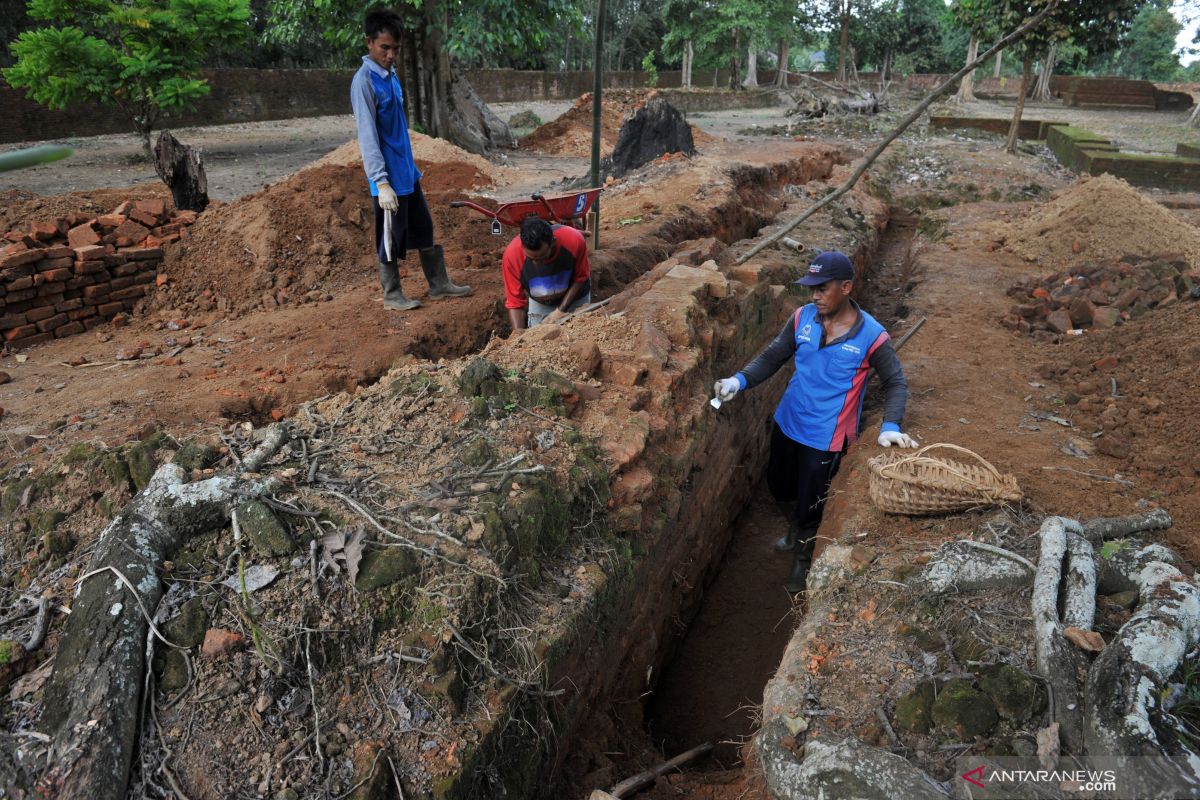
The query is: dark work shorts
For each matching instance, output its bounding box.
[766,421,842,534]
[374,181,435,263]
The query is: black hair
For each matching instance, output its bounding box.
[365,9,403,40]
[520,217,554,249]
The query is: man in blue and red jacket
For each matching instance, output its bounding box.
[502,217,592,331]
[714,251,917,592]
[351,8,471,311]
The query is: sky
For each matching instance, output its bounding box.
[1174,0,1198,64]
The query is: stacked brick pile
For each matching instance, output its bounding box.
[0,199,197,348]
[1001,256,1197,341]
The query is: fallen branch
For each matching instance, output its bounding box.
[735,0,1062,265]
[1041,466,1133,486]
[597,741,714,798]
[23,597,51,652]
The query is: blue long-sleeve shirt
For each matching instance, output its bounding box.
[350,55,422,196]
[736,300,907,451]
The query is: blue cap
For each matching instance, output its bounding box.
[796,250,854,286]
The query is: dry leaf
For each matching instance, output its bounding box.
[8,659,51,701]
[344,528,366,587]
[1063,626,1105,652]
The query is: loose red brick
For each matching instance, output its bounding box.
[42,245,73,259]
[6,277,33,292]
[11,331,54,347]
[4,233,37,247]
[112,201,132,216]
[3,324,36,341]
[111,263,139,277]
[41,268,72,283]
[56,298,82,312]
[37,256,73,271]
[173,209,198,224]
[127,208,158,227]
[110,286,146,301]
[1094,355,1119,371]
[73,244,107,262]
[155,222,184,236]
[96,214,126,228]
[67,223,100,249]
[83,285,111,302]
[0,249,45,270]
[155,274,169,287]
[35,312,67,331]
[0,313,27,328]
[65,212,92,227]
[74,261,109,277]
[160,233,181,244]
[126,247,164,261]
[30,221,59,241]
[98,302,124,316]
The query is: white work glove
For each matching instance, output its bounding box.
[377,182,399,212]
[713,377,741,403]
[878,430,919,448]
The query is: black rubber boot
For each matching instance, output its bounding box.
[419,245,472,299]
[784,555,811,594]
[774,500,798,552]
[379,261,421,310]
[784,528,817,593]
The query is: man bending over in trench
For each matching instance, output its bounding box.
[502,217,592,331]
[713,251,917,592]
[351,8,471,310]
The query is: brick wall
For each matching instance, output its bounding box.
[0,201,196,348]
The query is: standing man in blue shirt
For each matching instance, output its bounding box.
[713,251,918,592]
[351,9,471,310]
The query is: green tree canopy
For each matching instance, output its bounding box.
[4,0,250,149]
[1090,0,1183,80]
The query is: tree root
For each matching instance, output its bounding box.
[1083,538,1200,795]
[1031,516,1089,754]
[35,425,288,800]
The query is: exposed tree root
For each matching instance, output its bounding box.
[35,425,288,800]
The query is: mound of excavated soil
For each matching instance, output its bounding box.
[308,132,505,186]
[151,147,498,316]
[520,90,713,159]
[1003,174,1200,268]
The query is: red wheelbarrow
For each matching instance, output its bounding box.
[450,188,602,235]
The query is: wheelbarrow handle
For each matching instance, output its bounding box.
[531,193,561,223]
[448,199,498,219]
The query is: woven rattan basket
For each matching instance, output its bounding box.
[867,443,1022,516]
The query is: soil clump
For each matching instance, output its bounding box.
[520,90,712,158]
[1001,174,1200,268]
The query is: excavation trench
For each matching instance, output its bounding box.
[534,180,900,798]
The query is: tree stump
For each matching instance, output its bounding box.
[610,98,696,179]
[153,130,209,213]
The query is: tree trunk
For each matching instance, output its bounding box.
[1005,57,1033,154]
[415,7,513,155]
[1034,42,1057,101]
[836,1,850,83]
[36,427,288,800]
[993,48,1003,78]
[729,28,741,89]
[956,35,979,102]
[743,42,758,87]
[776,39,790,87]
[683,39,693,88]
[153,130,209,213]
[882,48,892,83]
